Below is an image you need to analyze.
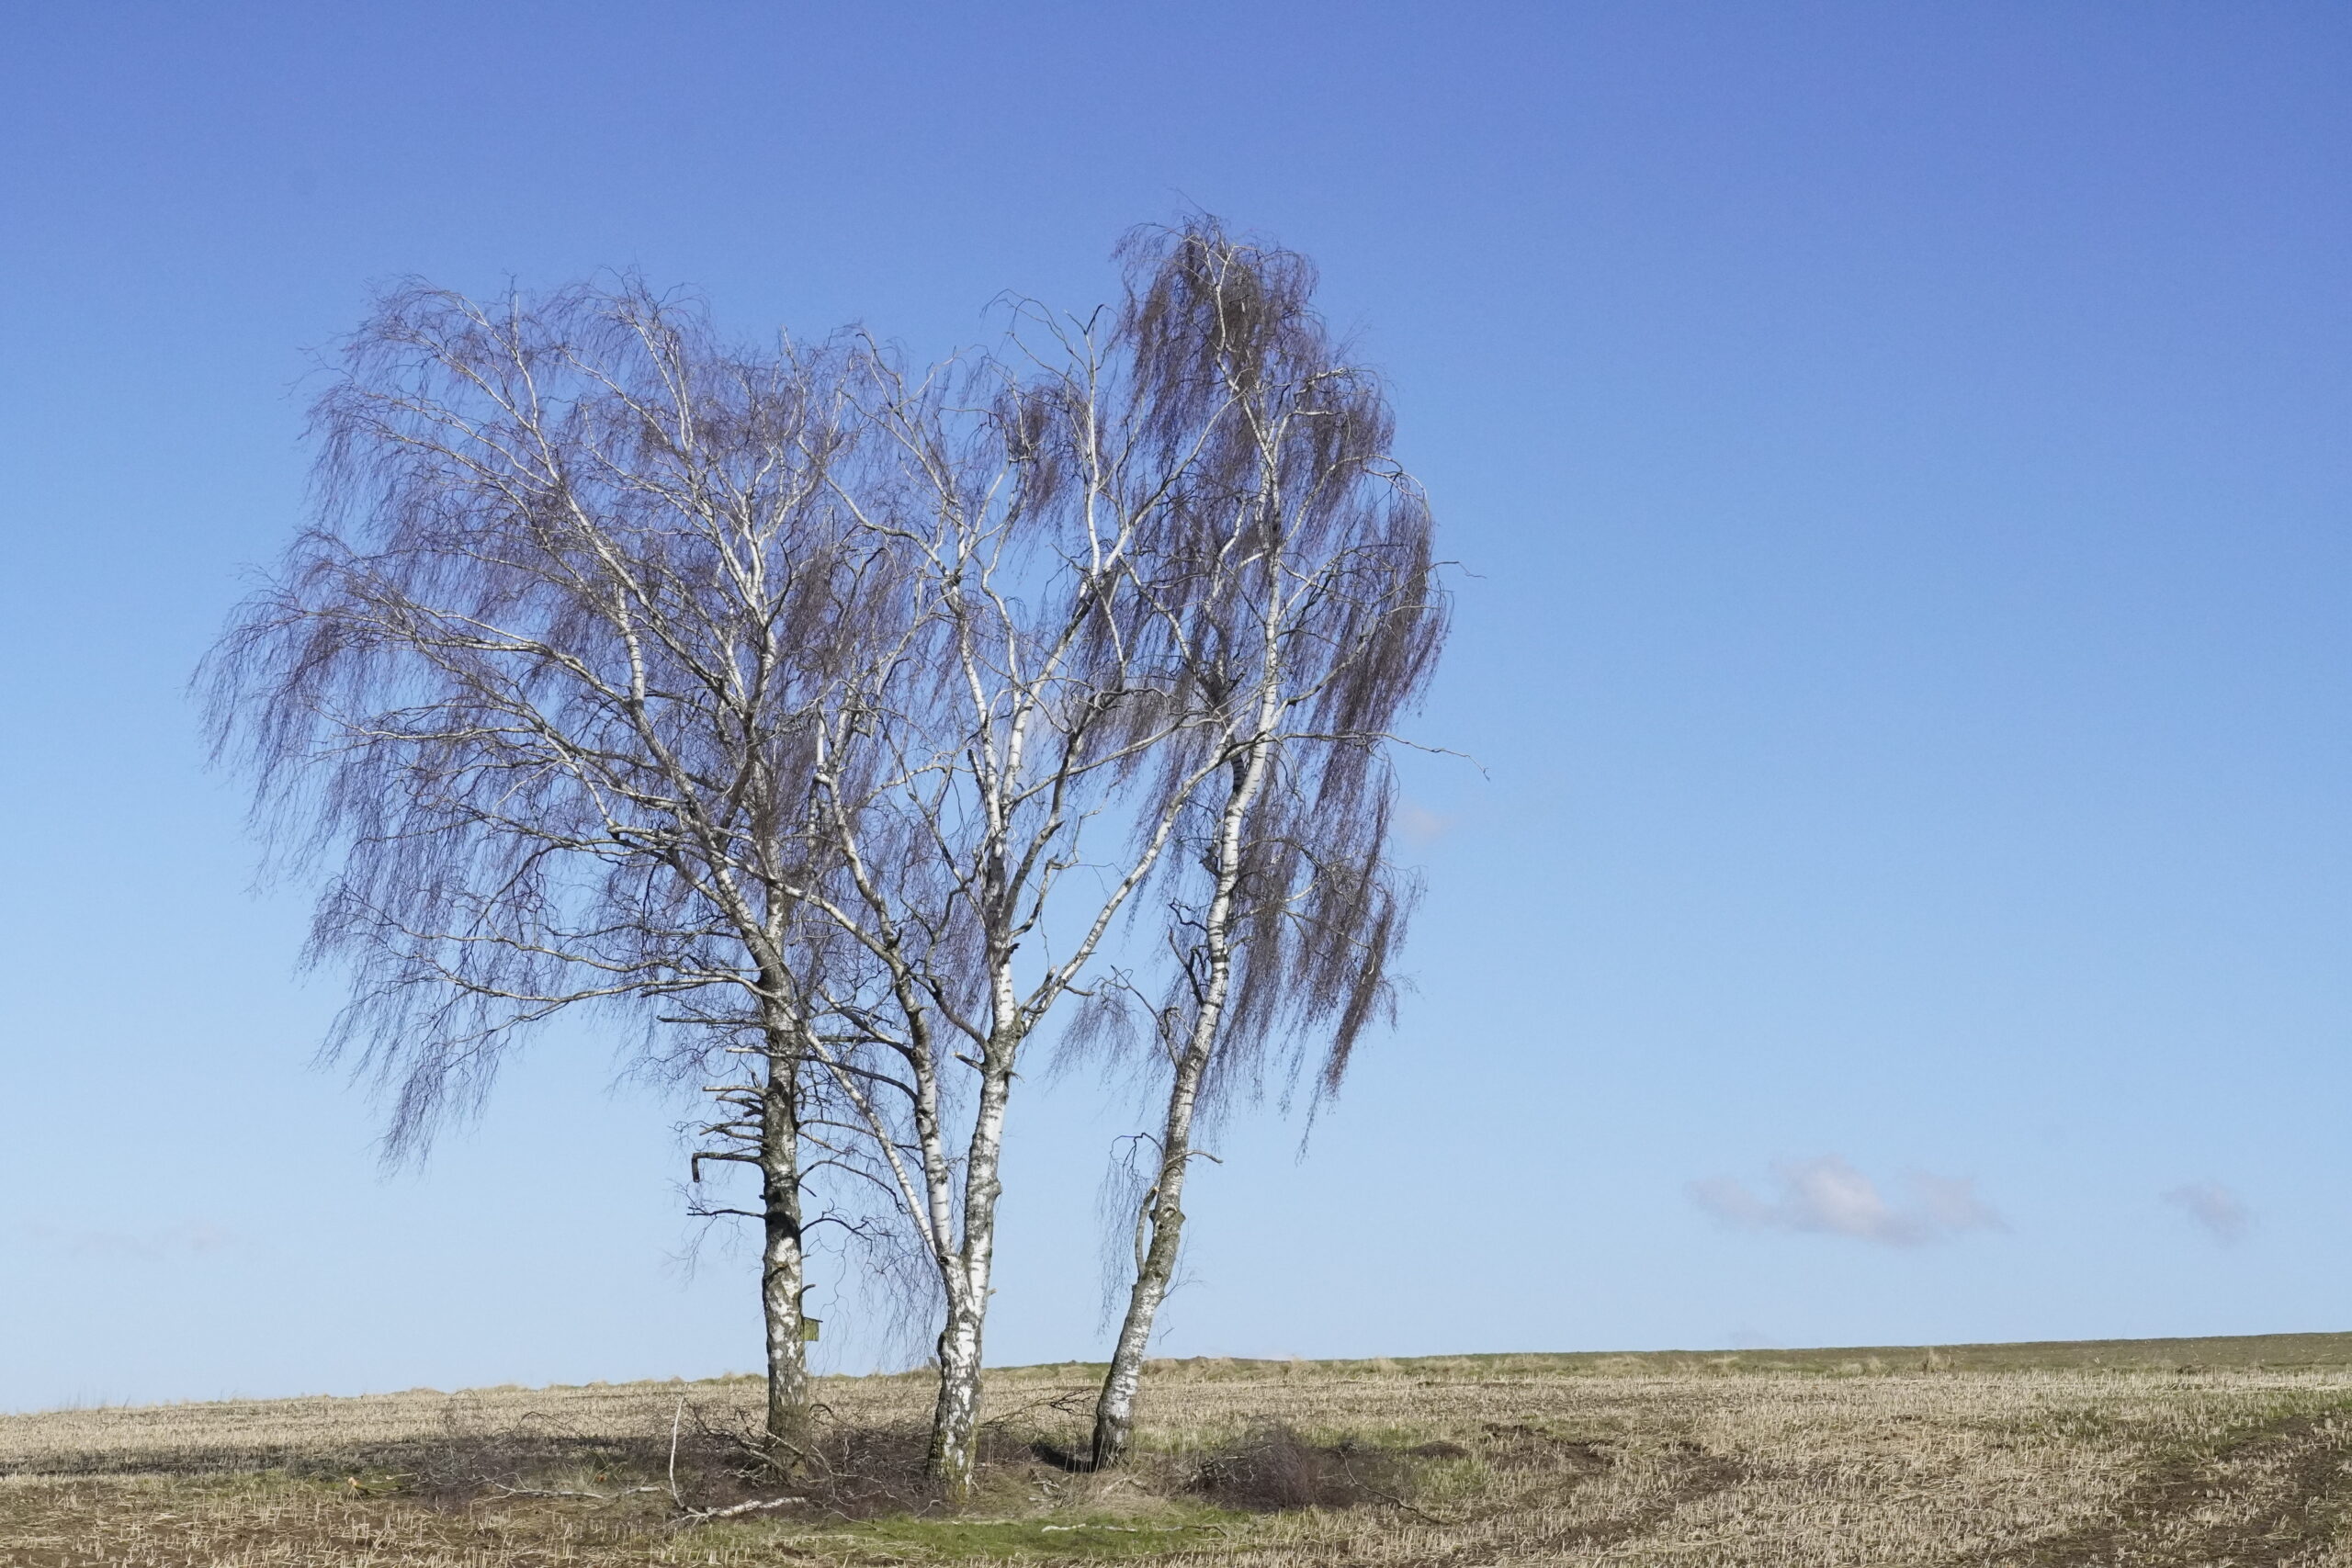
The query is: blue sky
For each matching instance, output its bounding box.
[6,1,2352,1410]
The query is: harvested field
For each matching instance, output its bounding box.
[8,1336,2352,1564]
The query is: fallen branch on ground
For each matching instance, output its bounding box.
[485,1483,666,1503]
[675,1495,804,1522]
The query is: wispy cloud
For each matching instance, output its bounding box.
[2164,1182,2253,1246]
[1689,1156,2004,1247]
[1396,801,1452,846]
[11,1221,234,1261]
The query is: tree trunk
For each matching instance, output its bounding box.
[927,1297,987,1499]
[1091,743,1271,1469]
[1091,1048,1207,1468]
[926,1021,1016,1500]
[758,1055,809,1455]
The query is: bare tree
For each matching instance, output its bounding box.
[1080,223,1449,1468]
[203,281,910,1452]
[756,219,1443,1493]
[206,220,1440,1500]
[778,323,1234,1496]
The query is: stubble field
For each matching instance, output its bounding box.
[8,1334,2352,1566]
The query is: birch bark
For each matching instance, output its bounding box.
[926,1021,1012,1492]
[756,1025,810,1450]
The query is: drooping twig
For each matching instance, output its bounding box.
[1336,1452,1454,1527]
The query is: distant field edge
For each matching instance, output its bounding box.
[1020,1329,2352,1379]
[17,1331,2352,1423]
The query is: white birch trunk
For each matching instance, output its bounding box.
[1090,1046,1208,1467]
[757,1042,810,1453]
[927,1297,988,1495]
[927,1021,1015,1497]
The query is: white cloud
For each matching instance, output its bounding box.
[12,1220,234,1261]
[1396,801,1452,845]
[2164,1182,2253,1246]
[1689,1156,2003,1247]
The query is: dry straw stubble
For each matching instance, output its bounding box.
[10,1344,2352,1565]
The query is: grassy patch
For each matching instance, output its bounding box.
[774,1509,1248,1562]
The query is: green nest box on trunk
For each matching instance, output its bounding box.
[800,1317,820,1341]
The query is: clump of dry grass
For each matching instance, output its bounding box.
[1185,1422,1428,1514]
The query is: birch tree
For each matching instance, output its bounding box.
[204,281,907,1452]
[1081,224,1449,1468]
[206,220,1442,1498]
[783,326,1233,1496]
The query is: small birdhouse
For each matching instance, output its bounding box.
[796,1286,820,1340]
